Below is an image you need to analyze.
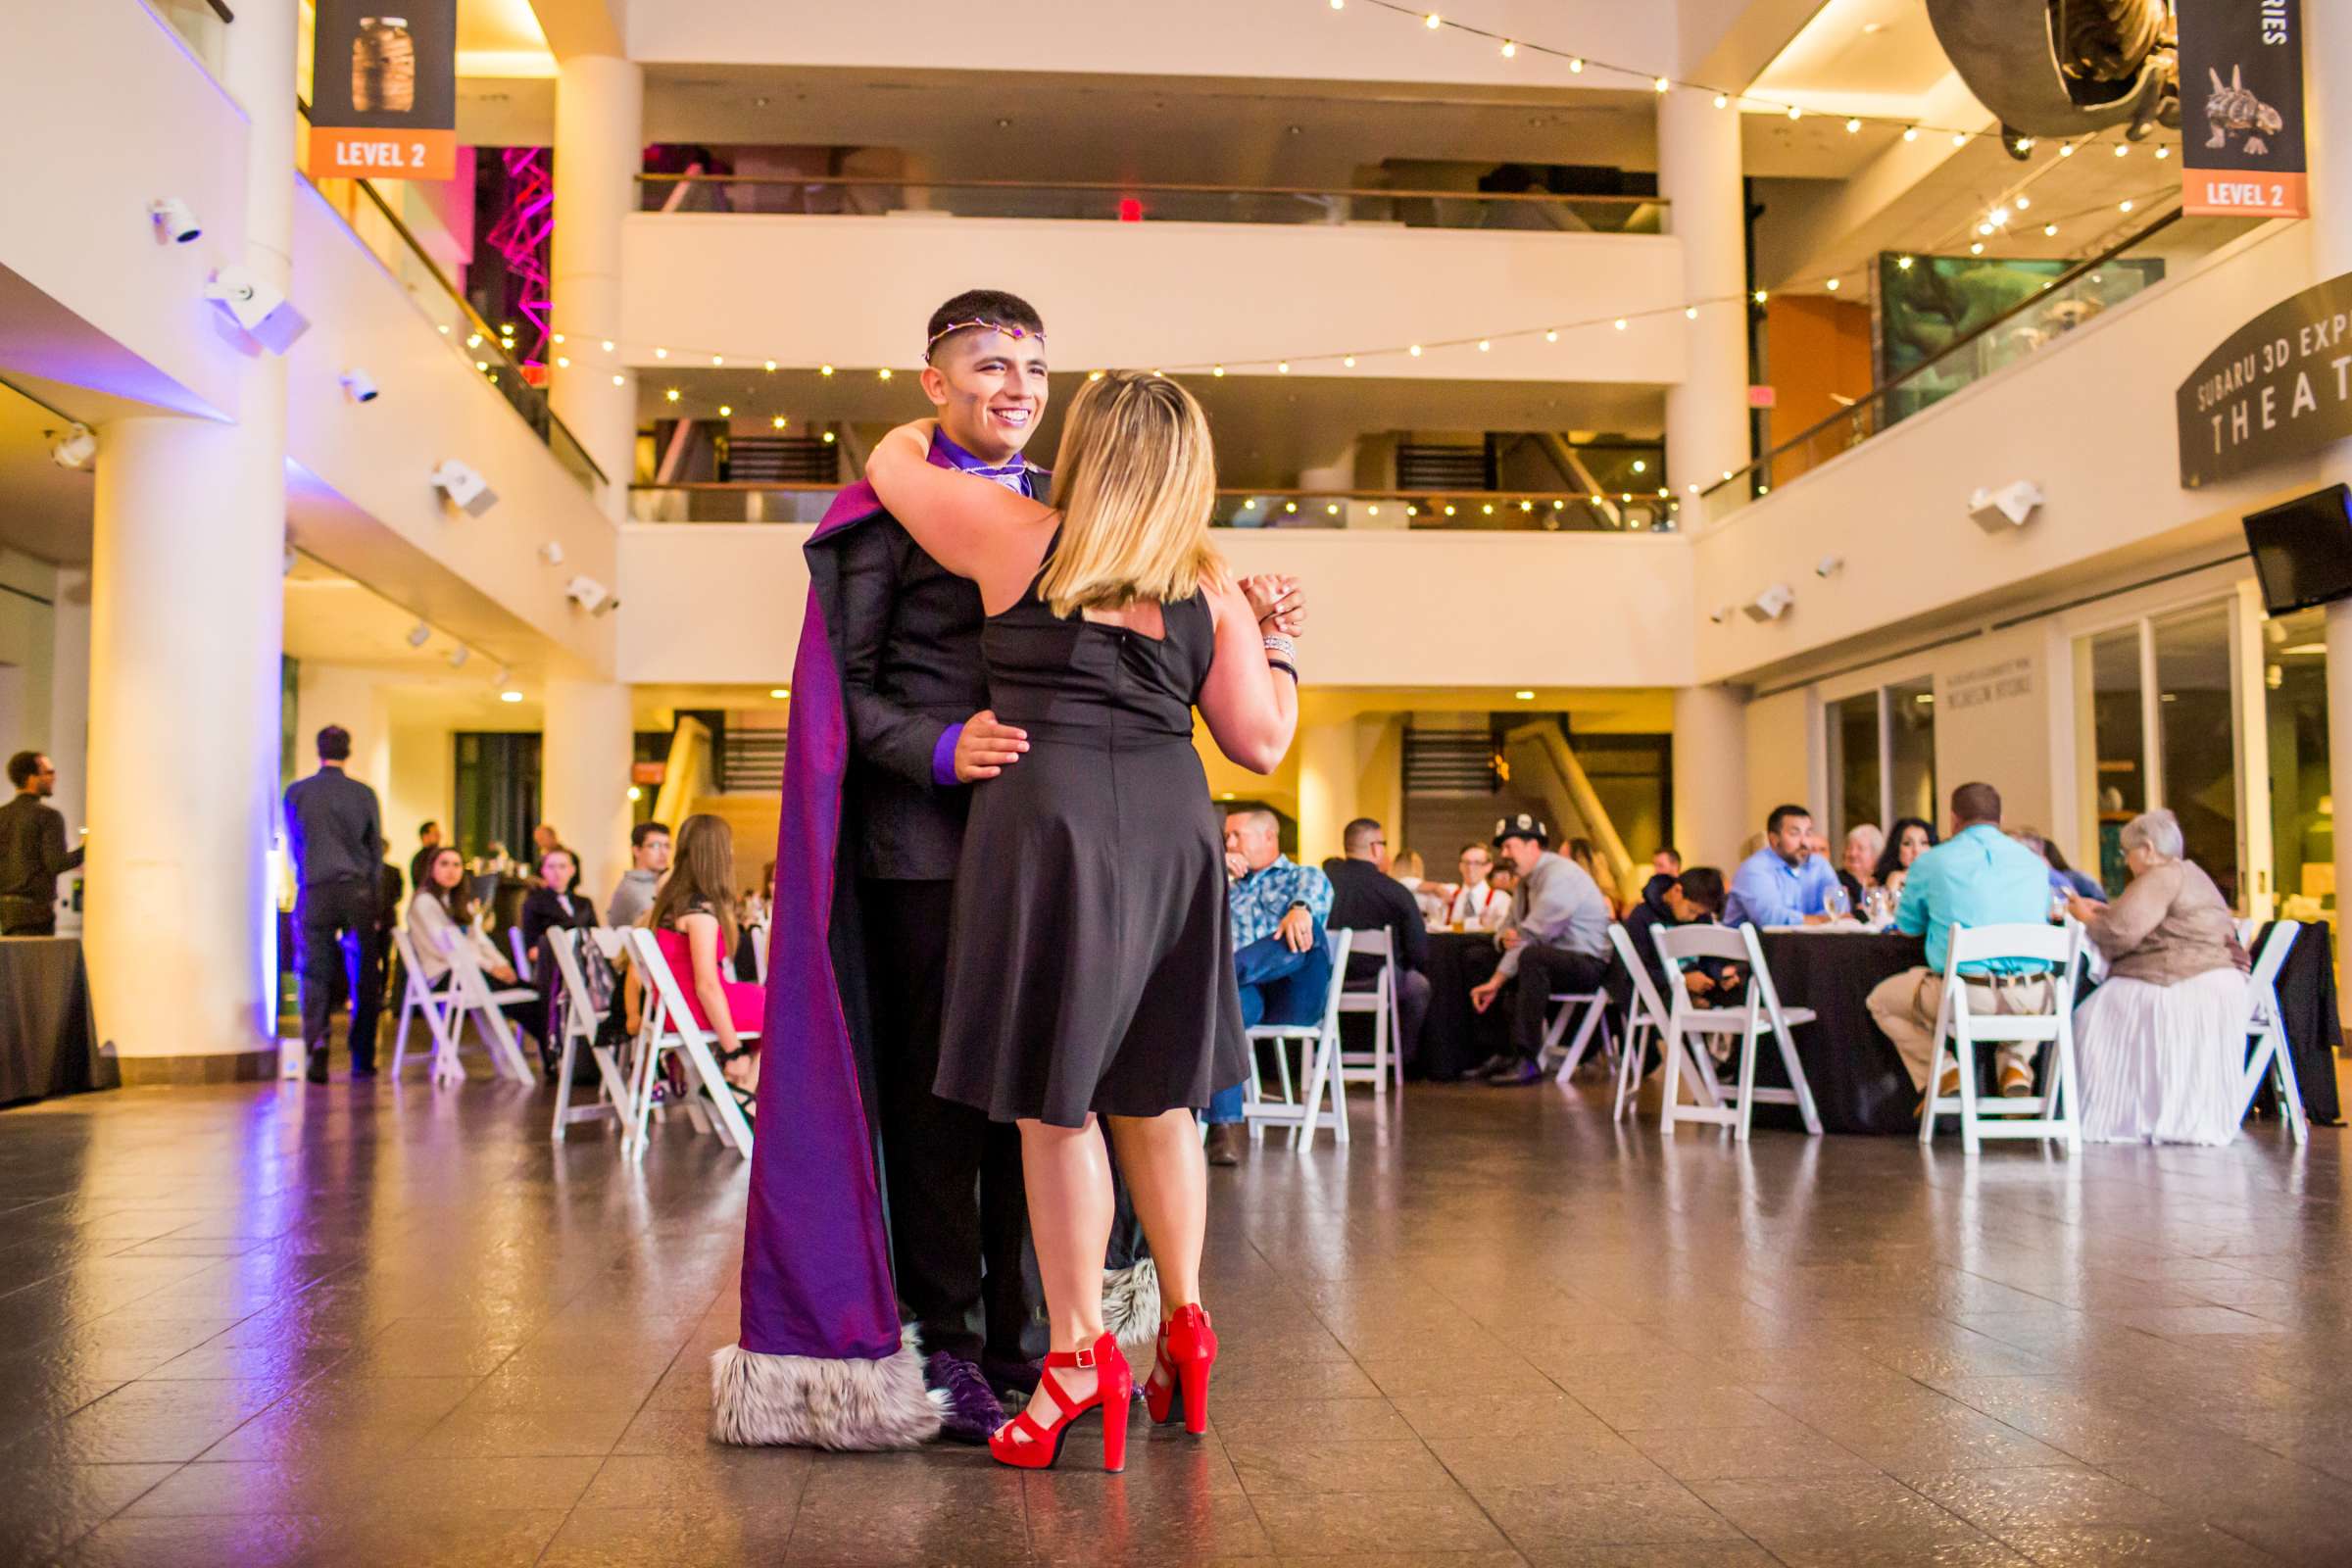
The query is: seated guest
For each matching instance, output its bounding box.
[1469,814,1612,1086]
[1489,865,1518,901]
[1873,816,1937,898]
[519,844,601,1073]
[607,819,672,927]
[2013,826,2107,903]
[1207,808,1334,1163]
[2067,809,2250,1145]
[407,846,522,990]
[1723,805,1841,927]
[1391,848,1448,926]
[1638,846,1682,912]
[1841,823,1885,908]
[1621,866,1740,1008]
[1865,784,2055,1102]
[1323,817,1433,1071]
[1437,842,1513,931]
[625,813,761,1115]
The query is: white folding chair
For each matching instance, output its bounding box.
[749,921,771,986]
[1243,928,1354,1152]
[2237,920,2310,1144]
[507,924,530,981]
[1604,922,1702,1123]
[439,937,542,1084]
[389,927,466,1085]
[621,927,756,1159]
[546,928,638,1142]
[1918,920,2084,1153]
[1540,982,1616,1086]
[1654,924,1823,1141]
[1335,927,1402,1095]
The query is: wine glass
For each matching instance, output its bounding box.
[1825,886,1852,921]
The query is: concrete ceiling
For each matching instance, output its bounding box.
[284,553,547,724]
[0,379,96,567]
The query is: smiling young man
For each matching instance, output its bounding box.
[720,290,1164,1452]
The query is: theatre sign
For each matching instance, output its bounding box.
[2178,270,2352,489]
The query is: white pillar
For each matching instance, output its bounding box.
[550,55,644,521]
[1295,719,1354,868]
[1657,86,1749,507]
[81,0,294,1073]
[1672,684,1748,870]
[540,677,634,904]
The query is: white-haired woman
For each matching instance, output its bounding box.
[2064,809,2250,1145]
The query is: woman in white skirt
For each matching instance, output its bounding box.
[2063,809,2251,1145]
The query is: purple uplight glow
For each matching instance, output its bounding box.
[485,147,555,366]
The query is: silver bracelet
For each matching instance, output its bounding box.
[1261,632,1297,662]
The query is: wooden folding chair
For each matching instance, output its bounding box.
[546,927,637,1142]
[1918,920,2083,1154]
[1655,923,1822,1141]
[620,927,757,1159]
[1243,928,1355,1152]
[2237,920,2309,1144]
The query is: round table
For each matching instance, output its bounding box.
[1418,931,1508,1080]
[1749,929,1929,1135]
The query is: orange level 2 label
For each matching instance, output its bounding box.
[310,126,457,182]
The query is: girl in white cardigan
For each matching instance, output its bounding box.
[407,847,519,987]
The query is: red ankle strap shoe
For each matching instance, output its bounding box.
[1145,1303,1218,1435]
[987,1333,1133,1472]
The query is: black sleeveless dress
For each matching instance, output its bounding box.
[933,571,1249,1128]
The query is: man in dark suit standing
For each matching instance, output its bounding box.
[832,289,1055,1438]
[283,725,385,1083]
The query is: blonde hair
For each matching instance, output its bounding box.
[1037,370,1224,616]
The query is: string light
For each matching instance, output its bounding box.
[1684,306,1697,318]
[602,339,614,352]
[2119,198,2133,212]
[1212,365,1226,376]
[611,373,624,386]
[821,430,836,443]
[1654,75,1671,93]
[772,415,786,428]
[1951,132,1968,147]
[2014,195,2031,210]
[551,333,565,345]
[1477,339,1491,351]
[555,356,569,368]
[1499,39,1514,57]
[2059,142,2076,156]
[1713,93,1729,109]
[2043,222,2058,236]
[711,355,724,367]
[1788,105,1802,121]
[1844,118,1861,133]
[1824,277,1839,291]
[878,368,892,380]
[819,364,834,376]
[2155,144,2170,159]
[718,404,732,416]
[764,359,777,371]
[1423,11,1439,27]
[1278,360,1291,372]
[1989,205,2010,225]
[1409,344,1423,356]
[2014,136,2034,152]
[1544,329,1557,342]
[1902,126,1918,142]
[1089,369,1104,380]
[1753,289,1768,304]
[1970,241,1984,254]
[1896,255,1914,270]
[1343,355,1356,367]
[2114,142,2130,157]
[654,346,667,359]
[1569,57,1583,73]
[664,387,679,401]
[1613,318,1627,329]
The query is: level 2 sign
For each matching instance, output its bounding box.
[307,1,458,183]
[2177,270,2352,489]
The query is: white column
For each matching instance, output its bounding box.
[550,55,644,521]
[2310,5,2352,970]
[540,677,634,904]
[81,0,295,1071]
[1295,719,1355,868]
[1657,86,1749,507]
[1672,684,1748,870]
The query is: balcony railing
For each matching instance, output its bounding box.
[296,110,607,495]
[635,175,1668,235]
[1701,207,2195,525]
[630,483,1681,532]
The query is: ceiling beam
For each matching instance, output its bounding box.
[527,0,624,60]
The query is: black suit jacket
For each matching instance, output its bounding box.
[836,514,990,882]
[1320,857,1431,983]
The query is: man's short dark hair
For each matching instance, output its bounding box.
[1675,867,1727,913]
[1951,782,2002,825]
[631,819,671,849]
[1655,847,1681,868]
[1342,817,1385,855]
[317,725,352,762]
[925,288,1046,361]
[418,820,438,839]
[7,752,42,789]
[1766,804,1811,835]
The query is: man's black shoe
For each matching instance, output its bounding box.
[1468,1053,1516,1081]
[350,1061,378,1080]
[304,1053,329,1085]
[1486,1057,1544,1087]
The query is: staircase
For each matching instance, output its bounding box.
[723,436,840,484]
[1404,727,1500,796]
[1396,442,1491,491]
[720,729,789,794]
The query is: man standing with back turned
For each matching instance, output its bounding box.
[0,752,82,936]
[283,725,385,1083]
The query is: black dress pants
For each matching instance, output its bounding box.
[1509,944,1609,1060]
[864,878,1044,1365]
[297,877,382,1068]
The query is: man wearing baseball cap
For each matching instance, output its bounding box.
[1468,813,1613,1086]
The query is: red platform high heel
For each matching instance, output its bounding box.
[1144,1303,1218,1435]
[987,1333,1133,1472]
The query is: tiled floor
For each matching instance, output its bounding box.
[3,1064,2350,1566]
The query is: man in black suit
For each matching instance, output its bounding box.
[833,289,1054,1437]
[283,725,385,1083]
[1321,816,1432,1069]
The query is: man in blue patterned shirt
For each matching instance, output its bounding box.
[1205,808,1334,1162]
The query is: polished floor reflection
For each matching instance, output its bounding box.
[2,1071,2348,1566]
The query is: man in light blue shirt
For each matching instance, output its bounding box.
[1866,782,2059,1102]
[1723,805,1843,928]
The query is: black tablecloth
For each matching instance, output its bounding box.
[0,937,109,1106]
[1420,932,1508,1080]
[1752,931,1929,1135]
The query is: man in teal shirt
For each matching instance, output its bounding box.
[1866,782,2057,1102]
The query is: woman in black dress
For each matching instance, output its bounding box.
[865,371,1301,1472]
[517,844,600,1073]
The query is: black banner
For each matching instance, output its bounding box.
[309,2,459,180]
[2179,0,2308,218]
[2177,270,2352,489]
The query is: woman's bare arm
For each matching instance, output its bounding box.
[862,419,1057,612]
[1196,574,1298,774]
[680,911,742,1056]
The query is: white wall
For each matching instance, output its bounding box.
[621,217,1689,385]
[0,551,57,758]
[616,524,1697,690]
[283,181,621,675]
[1695,220,2346,684]
[0,0,252,418]
[627,1,1673,89]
